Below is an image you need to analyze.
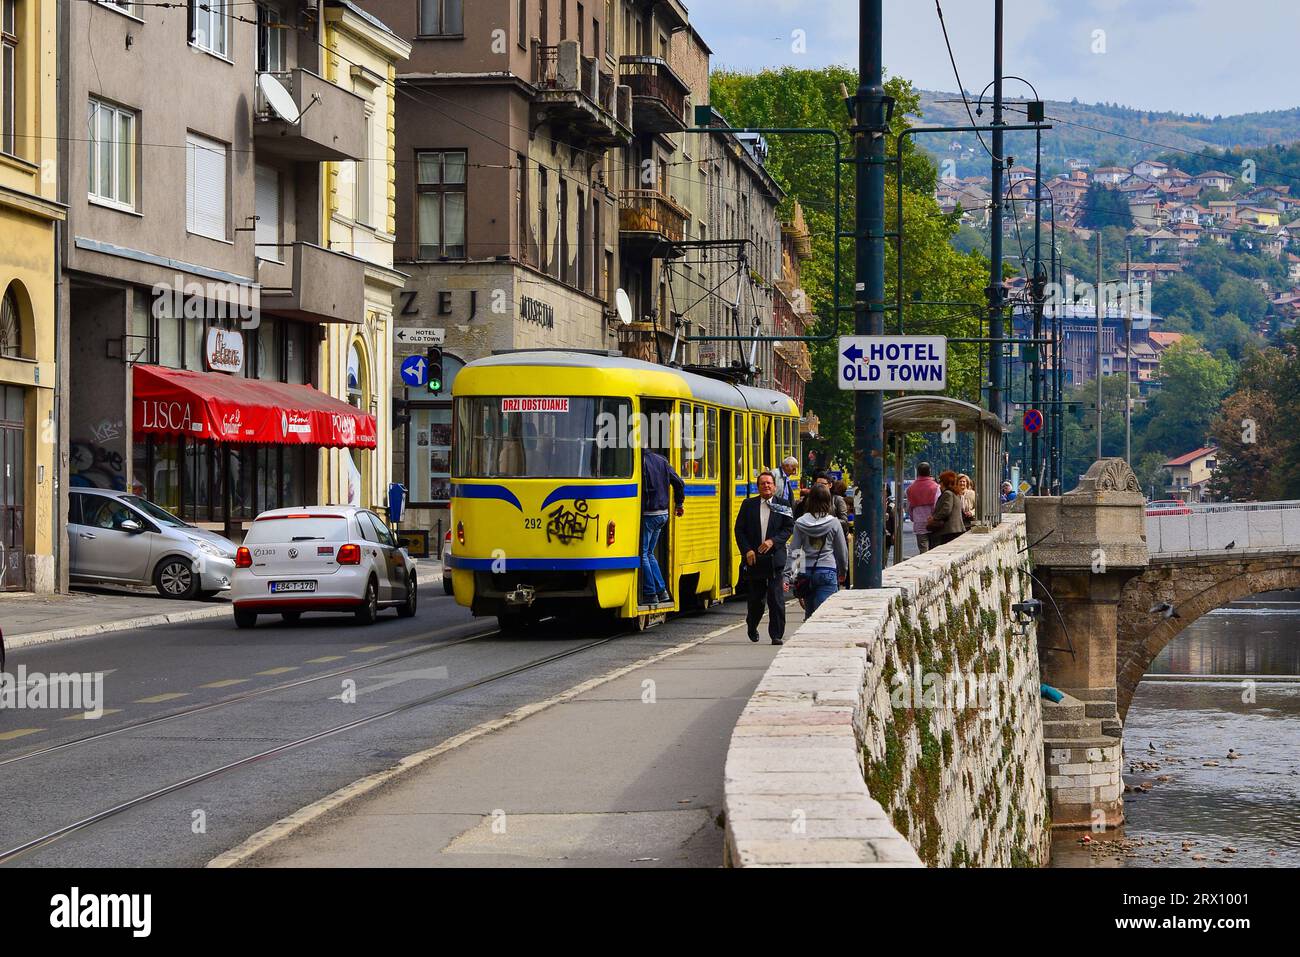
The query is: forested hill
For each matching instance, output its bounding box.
[916,91,1300,179]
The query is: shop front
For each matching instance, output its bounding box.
[130,364,377,540]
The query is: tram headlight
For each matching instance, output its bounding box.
[457,521,465,546]
[606,520,615,547]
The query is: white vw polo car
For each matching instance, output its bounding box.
[231,506,417,629]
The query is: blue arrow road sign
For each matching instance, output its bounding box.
[401,354,430,388]
[842,343,864,363]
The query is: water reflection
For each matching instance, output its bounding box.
[1051,592,1300,868]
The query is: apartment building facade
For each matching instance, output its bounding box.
[0,0,62,591]
[56,0,400,588]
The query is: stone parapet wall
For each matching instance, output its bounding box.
[724,516,1050,867]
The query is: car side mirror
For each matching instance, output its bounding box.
[120,519,143,533]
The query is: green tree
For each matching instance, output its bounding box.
[1137,339,1235,458]
[1078,184,1132,231]
[710,67,987,466]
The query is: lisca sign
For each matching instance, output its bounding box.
[837,336,947,391]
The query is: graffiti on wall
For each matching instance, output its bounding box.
[69,418,126,490]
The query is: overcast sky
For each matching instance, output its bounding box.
[689,0,1299,117]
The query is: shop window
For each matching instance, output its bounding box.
[284,321,307,384]
[255,318,280,380]
[410,406,453,505]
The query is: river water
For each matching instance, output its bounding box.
[1050,591,1300,868]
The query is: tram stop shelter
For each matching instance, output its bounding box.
[885,395,1006,566]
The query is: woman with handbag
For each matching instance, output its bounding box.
[788,484,848,619]
[957,473,976,529]
[927,470,968,549]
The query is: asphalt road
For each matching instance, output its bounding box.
[0,589,748,867]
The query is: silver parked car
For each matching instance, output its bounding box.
[68,489,238,600]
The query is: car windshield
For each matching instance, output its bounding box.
[244,516,351,544]
[120,495,191,528]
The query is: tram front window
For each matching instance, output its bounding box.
[456,397,634,479]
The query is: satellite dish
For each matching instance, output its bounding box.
[615,288,633,325]
[258,73,301,125]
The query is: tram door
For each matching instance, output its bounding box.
[718,411,732,593]
[640,397,674,605]
[1,386,25,591]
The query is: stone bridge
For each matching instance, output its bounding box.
[1117,502,1300,719]
[1028,468,1300,827]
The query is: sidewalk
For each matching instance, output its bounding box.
[0,557,443,651]
[234,619,777,868]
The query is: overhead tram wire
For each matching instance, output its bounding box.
[934,0,996,161]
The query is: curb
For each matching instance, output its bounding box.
[5,604,232,653]
[207,615,749,868]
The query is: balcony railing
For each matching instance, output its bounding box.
[531,40,631,145]
[619,55,688,133]
[619,189,687,245]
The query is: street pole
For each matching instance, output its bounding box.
[1124,245,1132,464]
[1095,229,1103,462]
[987,0,1005,427]
[852,0,886,590]
[1030,123,1043,492]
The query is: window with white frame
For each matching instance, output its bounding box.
[87,98,137,208]
[191,0,228,58]
[417,150,466,259]
[254,164,281,261]
[257,3,285,73]
[418,0,463,36]
[2,0,16,157]
[96,1,137,16]
[355,112,373,227]
[186,133,228,240]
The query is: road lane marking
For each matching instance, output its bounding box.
[0,728,43,741]
[200,679,251,689]
[256,667,299,676]
[350,645,387,653]
[62,709,123,721]
[306,656,345,664]
[208,616,749,868]
[135,693,189,704]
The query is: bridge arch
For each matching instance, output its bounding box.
[1116,554,1300,719]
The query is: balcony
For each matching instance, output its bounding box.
[619,188,688,258]
[531,40,632,148]
[254,69,368,163]
[619,55,689,135]
[257,242,366,325]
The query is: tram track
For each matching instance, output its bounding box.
[0,630,627,865]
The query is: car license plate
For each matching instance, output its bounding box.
[270,580,317,593]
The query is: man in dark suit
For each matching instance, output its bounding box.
[734,469,794,645]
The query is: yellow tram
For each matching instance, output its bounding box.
[447,351,801,629]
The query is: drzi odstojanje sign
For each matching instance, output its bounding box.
[837,336,947,391]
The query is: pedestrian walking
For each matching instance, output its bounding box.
[789,484,848,619]
[957,472,976,529]
[779,457,800,503]
[906,463,941,553]
[640,448,685,606]
[927,470,968,549]
[735,469,794,645]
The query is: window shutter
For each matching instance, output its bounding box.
[255,164,281,258]
[187,134,227,240]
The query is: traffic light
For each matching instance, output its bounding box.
[427,347,444,395]
[392,397,411,430]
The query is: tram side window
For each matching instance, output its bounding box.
[706,407,718,480]
[750,414,761,478]
[678,402,694,478]
[454,397,633,479]
[733,413,745,485]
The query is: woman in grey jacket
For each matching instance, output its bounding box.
[927,470,968,548]
[789,484,848,619]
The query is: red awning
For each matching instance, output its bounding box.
[132,365,377,449]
